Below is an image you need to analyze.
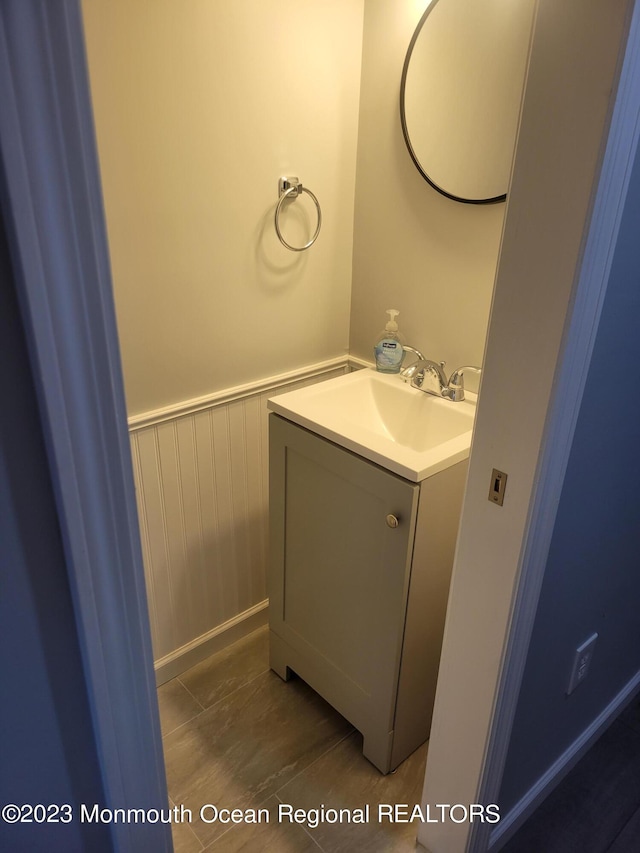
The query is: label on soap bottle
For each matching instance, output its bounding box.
[374,339,403,372]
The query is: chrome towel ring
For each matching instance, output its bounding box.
[274,176,322,252]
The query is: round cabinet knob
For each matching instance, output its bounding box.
[386,514,400,528]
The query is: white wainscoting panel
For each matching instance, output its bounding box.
[129,359,348,682]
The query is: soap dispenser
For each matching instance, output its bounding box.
[374,309,405,373]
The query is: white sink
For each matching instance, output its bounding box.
[267,368,476,481]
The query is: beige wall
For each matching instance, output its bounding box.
[349,0,507,381]
[82,0,508,415]
[82,0,364,417]
[80,0,524,672]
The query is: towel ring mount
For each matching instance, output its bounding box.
[274,176,322,252]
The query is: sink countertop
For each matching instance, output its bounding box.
[267,368,476,482]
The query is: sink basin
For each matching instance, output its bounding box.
[267,368,476,481]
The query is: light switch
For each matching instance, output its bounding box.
[488,469,507,506]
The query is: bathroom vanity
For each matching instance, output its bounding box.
[267,370,473,774]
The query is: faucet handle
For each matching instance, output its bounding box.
[447,366,482,401]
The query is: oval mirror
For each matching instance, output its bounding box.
[400,0,535,204]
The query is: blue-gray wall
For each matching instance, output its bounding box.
[499,141,640,813]
[0,203,112,852]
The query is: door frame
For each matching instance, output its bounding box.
[418,1,640,851]
[0,5,170,850]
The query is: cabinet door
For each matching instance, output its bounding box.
[269,414,419,736]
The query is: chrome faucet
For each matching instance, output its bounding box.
[410,361,481,402]
[409,358,449,395]
[399,346,427,383]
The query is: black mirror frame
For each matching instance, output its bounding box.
[399,0,507,206]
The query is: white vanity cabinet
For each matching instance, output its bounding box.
[268,413,467,774]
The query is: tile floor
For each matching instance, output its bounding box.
[157,626,428,852]
[158,627,640,852]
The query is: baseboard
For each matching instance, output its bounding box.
[490,670,640,849]
[154,600,269,686]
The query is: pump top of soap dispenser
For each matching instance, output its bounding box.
[384,309,399,332]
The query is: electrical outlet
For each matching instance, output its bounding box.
[566,633,598,695]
